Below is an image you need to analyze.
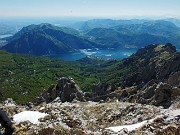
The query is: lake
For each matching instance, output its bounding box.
[50,48,137,61]
[0,34,13,39]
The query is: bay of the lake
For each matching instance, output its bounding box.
[50,48,138,61]
[0,34,13,39]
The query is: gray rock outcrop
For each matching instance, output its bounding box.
[167,71,180,87]
[136,82,172,107]
[36,77,84,104]
[122,43,180,87]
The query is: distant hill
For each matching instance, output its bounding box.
[165,18,180,27]
[85,20,180,49]
[1,24,98,55]
[70,19,147,31]
[86,28,168,48]
[112,20,179,36]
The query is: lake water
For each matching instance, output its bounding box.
[0,34,13,39]
[50,48,137,61]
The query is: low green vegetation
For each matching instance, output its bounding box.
[0,50,126,103]
[0,51,92,103]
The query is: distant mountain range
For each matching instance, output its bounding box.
[69,18,180,30]
[1,19,180,56]
[84,20,180,48]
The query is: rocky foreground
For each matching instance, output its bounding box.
[0,97,179,135]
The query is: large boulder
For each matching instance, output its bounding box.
[156,51,180,81]
[167,71,180,87]
[36,77,84,104]
[135,82,172,108]
[91,83,108,98]
[153,82,172,107]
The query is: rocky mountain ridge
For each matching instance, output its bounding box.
[87,43,180,109]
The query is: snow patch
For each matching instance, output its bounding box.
[13,111,48,124]
[169,109,180,116]
[165,109,180,121]
[106,119,153,132]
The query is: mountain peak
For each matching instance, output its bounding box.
[1,24,97,55]
[135,43,176,60]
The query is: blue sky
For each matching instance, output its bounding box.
[0,0,179,18]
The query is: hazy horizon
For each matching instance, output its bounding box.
[0,0,180,19]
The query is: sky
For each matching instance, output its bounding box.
[0,0,180,18]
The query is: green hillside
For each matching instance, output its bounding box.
[0,51,101,103]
